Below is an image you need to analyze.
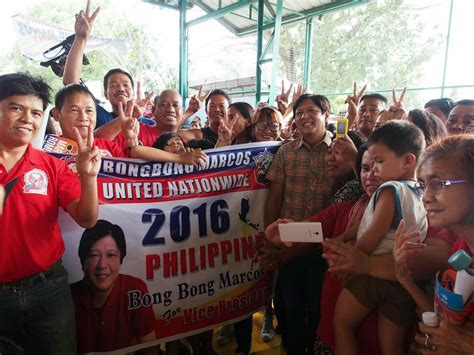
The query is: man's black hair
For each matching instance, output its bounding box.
[424,98,455,117]
[205,89,231,108]
[78,220,127,268]
[0,73,51,110]
[360,93,388,106]
[187,139,215,150]
[367,120,425,159]
[455,99,474,107]
[153,132,183,150]
[408,109,447,147]
[293,94,331,118]
[55,83,95,110]
[103,68,134,91]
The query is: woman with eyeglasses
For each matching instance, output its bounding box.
[322,135,472,354]
[252,106,283,143]
[398,134,474,354]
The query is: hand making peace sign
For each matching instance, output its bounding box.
[187,85,211,115]
[74,0,100,40]
[119,100,140,141]
[345,81,367,126]
[276,80,294,117]
[133,81,154,118]
[388,87,407,120]
[74,125,101,178]
[216,109,237,147]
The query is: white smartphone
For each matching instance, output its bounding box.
[278,222,323,243]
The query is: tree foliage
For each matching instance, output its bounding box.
[0,0,177,97]
[278,0,442,111]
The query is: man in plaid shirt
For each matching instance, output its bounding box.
[265,94,333,355]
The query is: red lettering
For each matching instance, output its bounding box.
[163,251,178,277]
[233,238,241,261]
[200,245,207,270]
[180,249,187,275]
[189,248,199,272]
[220,240,232,264]
[241,236,254,259]
[145,254,160,280]
[207,243,219,267]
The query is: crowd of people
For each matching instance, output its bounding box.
[1,0,474,354]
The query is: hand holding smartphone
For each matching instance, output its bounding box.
[278,222,324,243]
[336,118,348,138]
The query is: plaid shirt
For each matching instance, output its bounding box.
[266,132,333,221]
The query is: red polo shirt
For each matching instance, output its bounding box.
[71,274,157,353]
[0,145,80,281]
[95,138,128,158]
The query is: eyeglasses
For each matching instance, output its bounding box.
[415,178,467,194]
[255,121,280,132]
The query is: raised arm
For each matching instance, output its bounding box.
[131,146,206,166]
[66,126,100,228]
[63,0,100,85]
[346,81,367,128]
[182,85,211,128]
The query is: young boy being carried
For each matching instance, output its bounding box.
[333,120,427,355]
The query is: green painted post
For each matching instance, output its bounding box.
[179,0,188,100]
[303,17,313,88]
[268,0,283,104]
[441,0,454,97]
[255,0,264,104]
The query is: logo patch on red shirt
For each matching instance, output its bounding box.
[23,168,48,195]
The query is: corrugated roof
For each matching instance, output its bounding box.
[189,0,367,36]
[144,1,367,35]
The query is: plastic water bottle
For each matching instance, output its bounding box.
[421,312,438,351]
[449,250,474,304]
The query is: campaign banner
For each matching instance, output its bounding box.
[11,14,127,61]
[58,141,280,353]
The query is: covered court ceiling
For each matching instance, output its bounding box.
[144,0,367,36]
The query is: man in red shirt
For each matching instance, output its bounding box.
[71,220,156,353]
[0,73,100,354]
[51,83,131,157]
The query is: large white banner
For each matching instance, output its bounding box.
[12,14,127,61]
[58,142,280,353]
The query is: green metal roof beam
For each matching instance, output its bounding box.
[230,11,258,22]
[188,0,258,27]
[238,0,368,36]
[264,0,276,17]
[142,0,180,10]
[259,31,274,61]
[268,2,305,17]
[191,0,242,34]
[251,3,271,21]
